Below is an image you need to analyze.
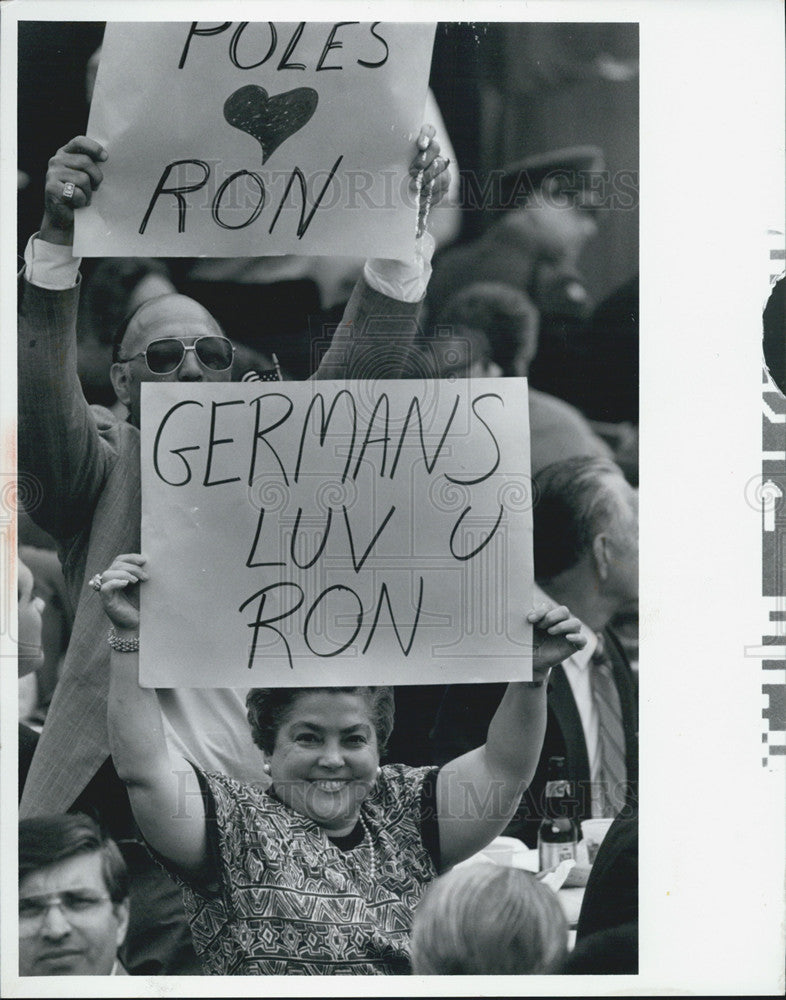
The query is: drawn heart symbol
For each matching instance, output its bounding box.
[223,84,319,164]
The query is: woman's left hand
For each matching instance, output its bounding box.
[527,603,586,681]
[99,553,148,631]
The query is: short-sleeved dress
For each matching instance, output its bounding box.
[166,763,440,974]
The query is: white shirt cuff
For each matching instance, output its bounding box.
[24,234,81,290]
[363,231,434,303]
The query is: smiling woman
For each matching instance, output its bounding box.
[100,550,585,974]
[247,687,392,834]
[182,686,437,973]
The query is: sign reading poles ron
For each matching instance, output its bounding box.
[75,21,437,259]
[140,379,535,688]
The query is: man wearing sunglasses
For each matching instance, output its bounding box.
[18,128,449,973]
[109,299,236,428]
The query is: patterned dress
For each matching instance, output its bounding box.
[170,763,440,974]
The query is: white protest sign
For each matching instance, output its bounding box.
[140,379,534,687]
[76,21,436,258]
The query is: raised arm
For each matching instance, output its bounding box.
[18,137,111,541]
[101,554,209,875]
[311,124,450,382]
[435,604,586,871]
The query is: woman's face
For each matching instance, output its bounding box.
[265,691,380,836]
[18,562,45,678]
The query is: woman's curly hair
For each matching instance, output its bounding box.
[246,687,395,757]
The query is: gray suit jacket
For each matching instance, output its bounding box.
[18,270,423,815]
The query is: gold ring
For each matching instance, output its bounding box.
[89,573,103,592]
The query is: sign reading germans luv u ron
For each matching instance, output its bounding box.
[140,379,535,688]
[76,21,436,259]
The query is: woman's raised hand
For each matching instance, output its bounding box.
[527,603,586,681]
[99,553,148,631]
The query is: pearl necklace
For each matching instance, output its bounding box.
[357,810,377,885]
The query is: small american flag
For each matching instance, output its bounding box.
[240,353,283,382]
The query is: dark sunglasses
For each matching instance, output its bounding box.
[118,336,235,374]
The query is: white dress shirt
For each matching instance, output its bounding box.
[24,230,435,300]
[23,235,80,288]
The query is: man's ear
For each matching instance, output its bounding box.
[113,897,130,949]
[110,362,132,406]
[592,533,611,581]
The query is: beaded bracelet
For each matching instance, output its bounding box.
[107,627,139,652]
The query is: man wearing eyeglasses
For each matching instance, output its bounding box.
[19,814,130,976]
[18,129,449,972]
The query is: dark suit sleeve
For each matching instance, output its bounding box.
[311,275,423,381]
[575,810,638,941]
[18,272,108,543]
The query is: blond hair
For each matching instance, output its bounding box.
[410,862,568,975]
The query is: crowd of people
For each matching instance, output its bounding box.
[16,36,641,980]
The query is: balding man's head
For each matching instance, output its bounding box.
[109,294,234,426]
[533,456,638,605]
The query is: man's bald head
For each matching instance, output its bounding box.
[109,293,233,427]
[112,293,223,362]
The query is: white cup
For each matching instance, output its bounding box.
[479,836,522,867]
[580,818,615,864]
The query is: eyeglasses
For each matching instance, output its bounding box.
[118,336,235,374]
[19,891,112,933]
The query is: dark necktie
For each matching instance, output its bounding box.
[591,632,628,817]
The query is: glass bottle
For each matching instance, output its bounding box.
[537,755,579,870]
